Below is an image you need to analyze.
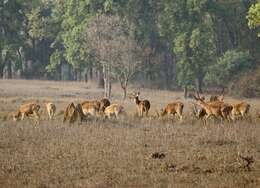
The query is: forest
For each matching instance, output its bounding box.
[1,0,260,98]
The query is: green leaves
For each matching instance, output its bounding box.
[206,50,254,87]
[247,2,260,37]
[46,50,62,73]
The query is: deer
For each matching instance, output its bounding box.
[209,88,225,102]
[76,100,101,122]
[193,92,233,124]
[99,98,111,112]
[231,102,250,121]
[45,102,56,120]
[129,91,150,117]
[63,102,78,124]
[104,104,125,119]
[13,102,40,122]
[159,102,184,121]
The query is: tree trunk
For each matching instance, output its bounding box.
[184,86,188,99]
[79,69,82,81]
[107,66,112,98]
[84,72,88,83]
[89,66,93,80]
[195,76,203,94]
[103,64,108,97]
[0,63,5,79]
[120,77,128,100]
[7,60,12,79]
[108,79,111,99]
[98,68,104,88]
[122,86,127,100]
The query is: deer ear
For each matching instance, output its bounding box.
[137,91,140,96]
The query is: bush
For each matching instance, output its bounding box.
[230,68,260,98]
[206,50,255,87]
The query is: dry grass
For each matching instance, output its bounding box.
[0,79,260,188]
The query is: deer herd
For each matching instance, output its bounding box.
[11,90,258,125]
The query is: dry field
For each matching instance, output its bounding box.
[0,79,260,188]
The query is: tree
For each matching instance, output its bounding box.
[247,2,260,37]
[110,34,143,99]
[158,0,216,93]
[84,15,143,98]
[206,50,255,88]
[0,0,24,78]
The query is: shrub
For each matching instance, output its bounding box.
[206,50,255,87]
[230,68,260,98]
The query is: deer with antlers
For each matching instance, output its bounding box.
[193,92,233,123]
[129,91,150,117]
[209,88,225,102]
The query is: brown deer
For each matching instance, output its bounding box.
[13,102,41,122]
[159,102,184,121]
[104,104,125,119]
[193,93,232,123]
[231,102,250,121]
[63,102,78,123]
[129,91,150,117]
[100,98,111,112]
[45,102,56,120]
[76,100,101,122]
[209,88,225,102]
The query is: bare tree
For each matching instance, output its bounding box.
[83,15,142,99]
[110,35,143,99]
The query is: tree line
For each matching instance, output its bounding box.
[1,0,260,98]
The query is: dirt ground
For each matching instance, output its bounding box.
[0,79,260,188]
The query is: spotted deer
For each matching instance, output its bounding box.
[13,102,40,122]
[129,91,150,117]
[159,102,184,121]
[231,102,250,121]
[193,92,233,124]
[45,102,56,120]
[104,104,125,119]
[63,102,78,123]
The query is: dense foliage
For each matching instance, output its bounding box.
[1,0,260,97]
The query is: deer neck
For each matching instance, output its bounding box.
[135,96,141,105]
[196,101,209,110]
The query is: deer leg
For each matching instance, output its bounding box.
[50,110,54,119]
[115,112,119,119]
[204,114,212,125]
[145,110,148,117]
[21,113,25,120]
[49,111,52,119]
[32,111,40,125]
[179,114,183,121]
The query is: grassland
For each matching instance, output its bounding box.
[0,79,260,188]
